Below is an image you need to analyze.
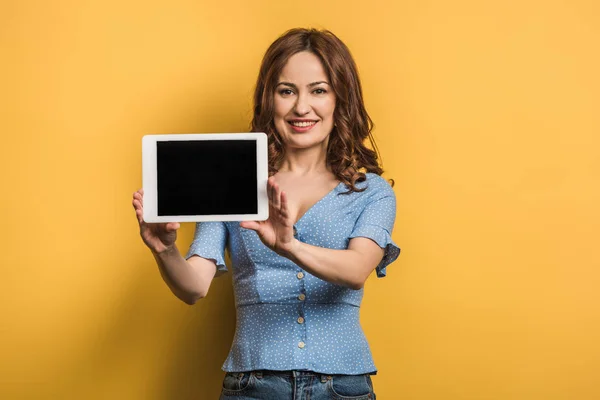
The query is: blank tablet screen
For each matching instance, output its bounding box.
[156,140,257,216]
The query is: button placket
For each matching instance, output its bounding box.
[296,297,307,353]
[293,239,308,352]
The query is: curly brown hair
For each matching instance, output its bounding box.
[251,28,392,192]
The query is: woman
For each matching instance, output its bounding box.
[132,28,400,400]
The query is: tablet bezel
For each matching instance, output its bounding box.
[142,132,269,223]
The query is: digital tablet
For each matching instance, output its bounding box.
[142,132,269,223]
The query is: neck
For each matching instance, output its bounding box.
[278,145,330,176]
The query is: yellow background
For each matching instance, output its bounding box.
[1,0,599,399]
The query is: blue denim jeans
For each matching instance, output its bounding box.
[219,370,376,400]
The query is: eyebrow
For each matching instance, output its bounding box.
[276,81,330,88]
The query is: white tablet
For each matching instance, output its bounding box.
[142,132,269,223]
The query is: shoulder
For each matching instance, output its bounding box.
[353,173,396,199]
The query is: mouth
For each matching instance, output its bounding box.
[287,119,318,133]
[287,119,318,128]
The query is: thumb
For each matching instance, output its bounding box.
[165,222,180,232]
[240,220,260,231]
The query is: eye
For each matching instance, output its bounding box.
[278,88,294,96]
[313,88,327,94]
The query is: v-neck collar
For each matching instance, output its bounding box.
[293,181,345,227]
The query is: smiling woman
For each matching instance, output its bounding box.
[132,27,400,400]
[251,28,385,192]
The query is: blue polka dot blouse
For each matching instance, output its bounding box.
[185,172,401,374]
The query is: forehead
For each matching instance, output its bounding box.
[278,51,328,83]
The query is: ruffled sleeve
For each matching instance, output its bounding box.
[185,221,228,276]
[348,183,400,277]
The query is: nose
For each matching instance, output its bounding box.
[293,92,311,116]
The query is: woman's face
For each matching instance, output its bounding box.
[273,51,336,152]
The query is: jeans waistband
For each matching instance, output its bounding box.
[248,370,370,383]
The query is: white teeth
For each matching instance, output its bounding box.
[290,121,316,127]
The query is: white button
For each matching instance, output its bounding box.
[297,317,305,324]
[298,293,306,301]
[297,272,304,279]
[298,341,305,349]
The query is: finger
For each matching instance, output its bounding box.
[267,179,274,206]
[132,198,142,212]
[267,177,275,202]
[135,207,144,225]
[133,191,143,208]
[280,190,289,218]
[132,199,144,224]
[271,181,281,209]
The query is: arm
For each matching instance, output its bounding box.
[152,246,218,305]
[240,177,398,289]
[132,189,218,305]
[284,237,384,290]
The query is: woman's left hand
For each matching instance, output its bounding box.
[240,176,298,257]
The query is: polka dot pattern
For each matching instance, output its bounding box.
[185,173,400,374]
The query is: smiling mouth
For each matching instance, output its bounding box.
[288,121,318,127]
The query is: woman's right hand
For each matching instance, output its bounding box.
[132,189,180,254]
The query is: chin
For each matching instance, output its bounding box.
[279,126,332,141]
[285,135,330,150]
